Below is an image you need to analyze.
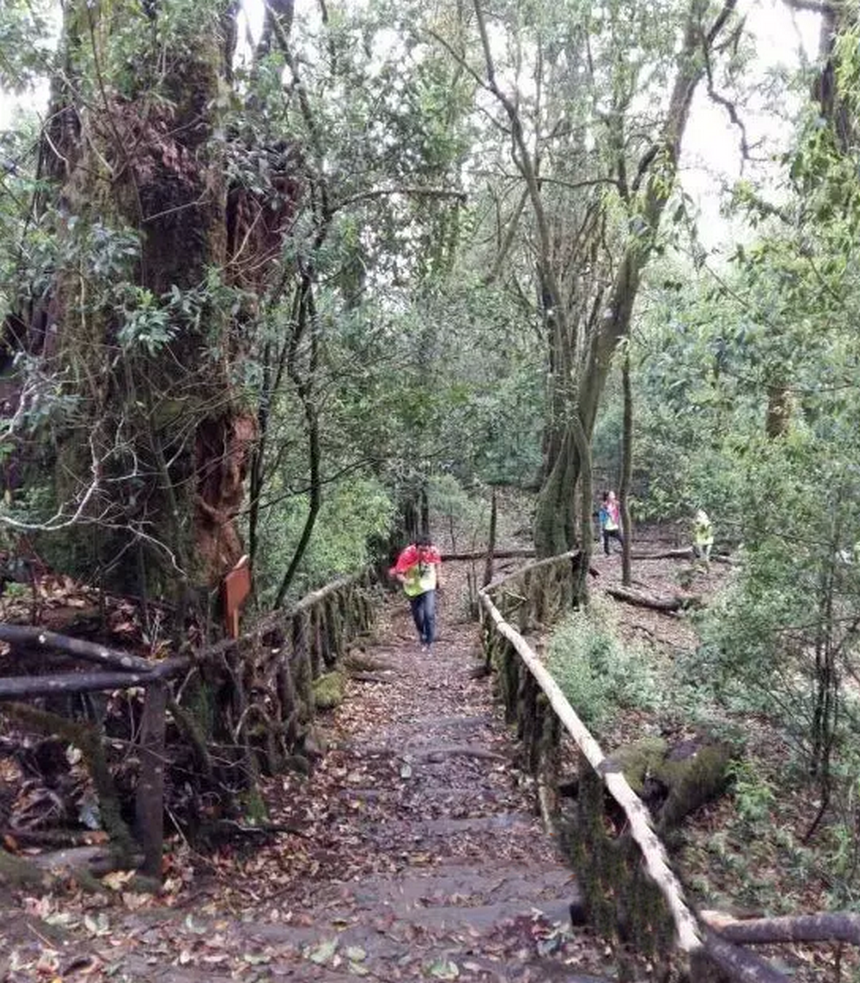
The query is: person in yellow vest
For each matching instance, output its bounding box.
[693,509,714,565]
[389,534,442,653]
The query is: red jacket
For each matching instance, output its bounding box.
[389,543,442,577]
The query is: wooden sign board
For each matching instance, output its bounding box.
[222,555,251,639]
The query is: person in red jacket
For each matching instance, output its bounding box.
[390,534,442,653]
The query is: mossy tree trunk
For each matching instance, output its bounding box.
[619,344,633,587]
[527,0,739,564]
[13,0,300,610]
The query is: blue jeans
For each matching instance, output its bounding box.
[409,590,436,645]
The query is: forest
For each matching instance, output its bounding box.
[2,0,860,980]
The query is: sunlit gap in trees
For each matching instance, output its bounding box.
[680,0,821,254]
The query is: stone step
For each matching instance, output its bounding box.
[303,859,577,910]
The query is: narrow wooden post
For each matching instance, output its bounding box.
[136,680,167,879]
[483,488,497,587]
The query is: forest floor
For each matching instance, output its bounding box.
[0,533,850,982]
[588,534,850,983]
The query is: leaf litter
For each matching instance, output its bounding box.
[1,563,617,981]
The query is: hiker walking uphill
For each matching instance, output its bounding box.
[390,534,442,652]
[693,508,714,565]
[599,490,624,556]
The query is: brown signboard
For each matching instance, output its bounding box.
[222,555,251,639]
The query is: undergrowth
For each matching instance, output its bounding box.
[546,597,660,736]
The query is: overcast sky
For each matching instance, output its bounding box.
[2,0,823,253]
[681,0,821,248]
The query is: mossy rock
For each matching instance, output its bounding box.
[606,736,668,795]
[654,740,733,832]
[0,850,51,891]
[312,671,346,710]
[607,736,734,831]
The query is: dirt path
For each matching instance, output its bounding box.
[0,567,613,982]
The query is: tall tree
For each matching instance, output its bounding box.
[2,0,298,614]
[446,0,739,564]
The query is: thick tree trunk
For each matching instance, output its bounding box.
[620,346,633,586]
[12,1,303,607]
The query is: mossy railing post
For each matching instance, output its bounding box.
[0,568,378,882]
[136,680,167,878]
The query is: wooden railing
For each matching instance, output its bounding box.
[479,552,786,983]
[0,571,376,879]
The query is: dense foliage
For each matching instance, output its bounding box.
[3,0,860,883]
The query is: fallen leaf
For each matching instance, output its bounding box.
[243,952,272,965]
[83,913,110,937]
[307,938,338,964]
[102,869,135,891]
[427,957,459,979]
[121,892,149,910]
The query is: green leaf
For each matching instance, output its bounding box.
[427,957,459,979]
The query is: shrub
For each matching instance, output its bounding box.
[546,600,660,735]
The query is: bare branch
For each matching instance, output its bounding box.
[0,432,102,531]
[333,186,467,213]
[781,0,831,12]
[0,658,187,700]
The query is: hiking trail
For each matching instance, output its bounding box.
[1,562,612,982]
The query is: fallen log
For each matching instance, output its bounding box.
[631,547,694,561]
[29,845,141,877]
[2,828,108,849]
[0,657,188,700]
[699,930,790,983]
[605,586,702,612]
[213,818,308,838]
[0,624,155,673]
[701,910,860,946]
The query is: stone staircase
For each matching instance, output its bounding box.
[1,593,613,982]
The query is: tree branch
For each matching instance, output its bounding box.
[701,910,860,946]
[333,186,467,213]
[0,658,187,700]
[0,625,155,673]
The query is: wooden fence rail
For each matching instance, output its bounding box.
[0,571,377,879]
[479,552,786,983]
